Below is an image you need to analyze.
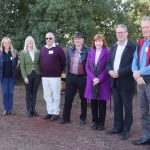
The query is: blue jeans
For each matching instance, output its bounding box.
[1,78,14,111]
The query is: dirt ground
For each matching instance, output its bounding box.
[0,81,149,150]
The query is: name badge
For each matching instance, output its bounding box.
[146,47,148,52]
[49,50,53,54]
[10,57,13,60]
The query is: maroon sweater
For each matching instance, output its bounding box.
[40,45,66,77]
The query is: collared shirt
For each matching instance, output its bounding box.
[132,39,150,75]
[113,40,128,71]
[29,51,35,62]
[70,48,84,75]
[45,43,56,49]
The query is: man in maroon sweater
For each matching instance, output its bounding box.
[40,32,66,121]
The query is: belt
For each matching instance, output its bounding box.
[69,73,85,77]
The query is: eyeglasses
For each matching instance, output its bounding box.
[116,32,126,35]
[45,37,53,40]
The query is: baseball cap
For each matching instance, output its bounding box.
[74,32,84,38]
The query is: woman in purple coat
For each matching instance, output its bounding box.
[85,34,110,130]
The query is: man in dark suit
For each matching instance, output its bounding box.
[106,24,136,140]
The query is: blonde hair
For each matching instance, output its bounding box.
[23,36,37,52]
[0,37,16,58]
[92,34,107,49]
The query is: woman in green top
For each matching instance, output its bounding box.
[20,36,41,118]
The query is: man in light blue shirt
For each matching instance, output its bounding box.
[132,16,150,145]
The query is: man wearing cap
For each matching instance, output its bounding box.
[60,32,90,125]
[40,32,66,121]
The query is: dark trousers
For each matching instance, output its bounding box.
[91,100,106,126]
[25,71,41,113]
[1,77,14,111]
[63,74,87,121]
[112,87,133,132]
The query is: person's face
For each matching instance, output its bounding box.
[74,37,84,47]
[94,39,103,49]
[116,27,128,43]
[141,20,150,39]
[45,33,55,46]
[3,39,11,50]
[26,39,33,50]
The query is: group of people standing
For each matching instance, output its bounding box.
[0,16,150,147]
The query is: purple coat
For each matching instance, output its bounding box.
[84,48,111,100]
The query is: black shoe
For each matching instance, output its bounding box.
[50,115,59,121]
[107,128,122,134]
[59,119,70,124]
[27,112,33,118]
[7,111,11,115]
[32,110,39,116]
[97,125,104,131]
[31,108,39,116]
[80,119,86,125]
[120,132,130,140]
[91,122,98,130]
[132,138,150,145]
[43,114,52,120]
[10,111,16,115]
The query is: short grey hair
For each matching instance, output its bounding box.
[115,24,128,32]
[141,16,150,23]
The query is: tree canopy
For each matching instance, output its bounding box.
[0,0,150,50]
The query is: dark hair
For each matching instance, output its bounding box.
[92,34,107,49]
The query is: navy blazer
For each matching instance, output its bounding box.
[106,40,136,90]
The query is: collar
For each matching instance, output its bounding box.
[45,43,56,49]
[73,45,84,51]
[144,38,150,42]
[117,39,128,46]
[3,50,11,55]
